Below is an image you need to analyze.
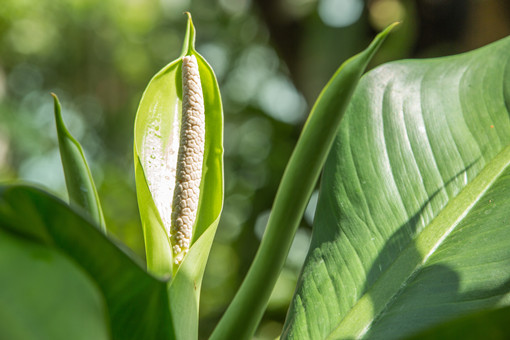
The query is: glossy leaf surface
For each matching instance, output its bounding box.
[283,36,510,339]
[0,185,173,340]
[0,228,109,340]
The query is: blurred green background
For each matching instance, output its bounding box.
[0,0,509,338]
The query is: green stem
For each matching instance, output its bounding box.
[210,23,398,340]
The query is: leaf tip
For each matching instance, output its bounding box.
[364,21,400,58]
[51,92,66,129]
[181,12,196,56]
[51,92,60,110]
[388,21,401,31]
[380,21,401,37]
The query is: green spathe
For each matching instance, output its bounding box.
[133,13,224,278]
[133,12,224,340]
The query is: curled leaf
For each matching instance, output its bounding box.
[53,93,106,232]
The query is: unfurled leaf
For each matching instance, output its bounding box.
[53,93,106,232]
[283,35,510,339]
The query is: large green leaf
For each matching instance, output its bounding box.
[283,36,510,338]
[0,185,173,340]
[0,228,109,340]
[211,24,397,340]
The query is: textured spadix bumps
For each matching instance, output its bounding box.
[171,55,205,264]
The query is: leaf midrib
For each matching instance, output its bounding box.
[327,144,510,339]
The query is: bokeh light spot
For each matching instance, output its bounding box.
[8,64,43,97]
[219,0,251,15]
[304,190,319,225]
[199,43,229,80]
[368,0,405,31]
[318,0,364,28]
[19,150,66,194]
[7,18,57,55]
[254,210,271,240]
[238,117,272,164]
[257,75,307,124]
[224,45,279,103]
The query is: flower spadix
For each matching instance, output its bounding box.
[134,13,223,276]
[170,54,205,264]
